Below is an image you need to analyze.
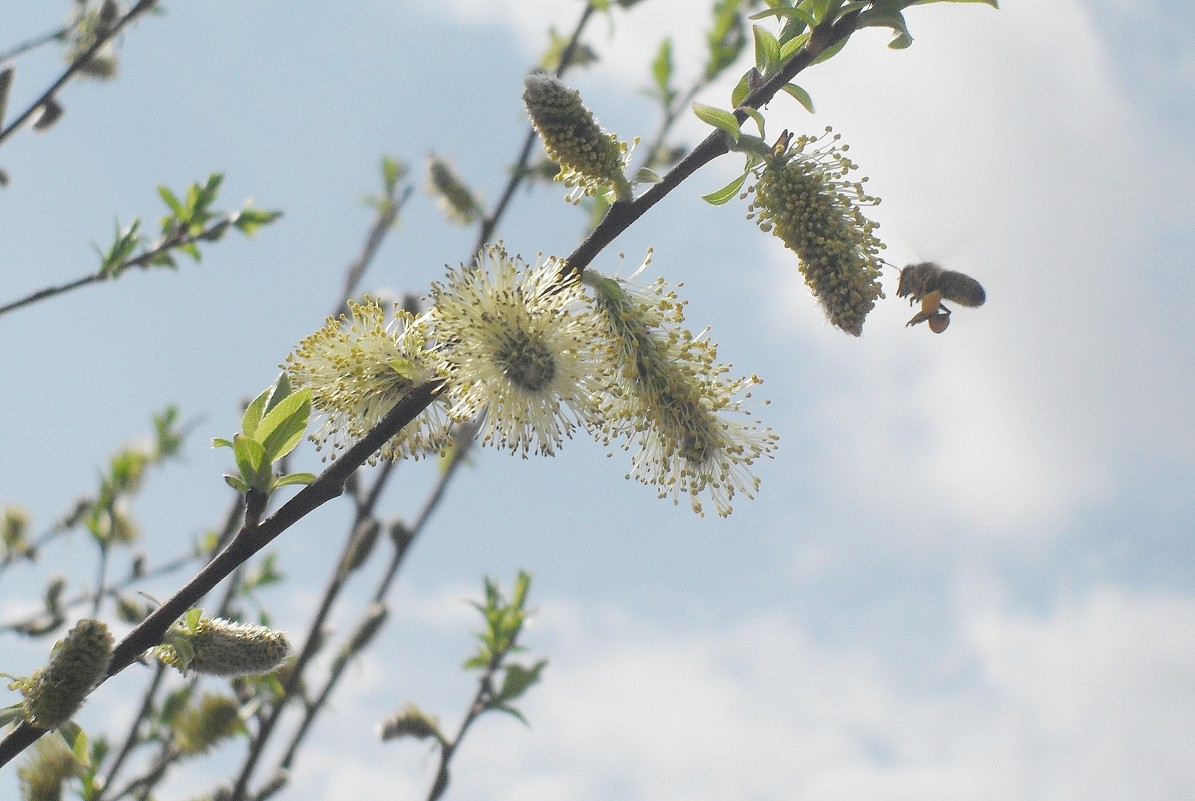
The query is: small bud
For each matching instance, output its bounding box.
[387,519,412,550]
[3,504,34,563]
[332,604,388,673]
[32,98,63,132]
[11,619,113,729]
[378,703,443,744]
[156,616,291,678]
[426,154,481,224]
[0,66,14,131]
[338,518,381,577]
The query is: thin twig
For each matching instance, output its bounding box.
[0,215,240,319]
[0,24,73,63]
[0,0,158,148]
[335,185,413,317]
[563,10,864,276]
[470,2,597,256]
[0,380,445,768]
[97,662,167,797]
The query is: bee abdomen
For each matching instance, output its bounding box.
[897,262,986,307]
[939,271,986,307]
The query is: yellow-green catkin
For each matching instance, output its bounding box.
[522,72,631,203]
[426,154,481,224]
[11,619,113,729]
[174,694,243,755]
[378,703,443,743]
[17,736,83,801]
[747,128,885,336]
[157,618,291,678]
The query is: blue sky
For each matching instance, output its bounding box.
[2,1,1193,800]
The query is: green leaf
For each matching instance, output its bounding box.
[858,7,912,47]
[781,83,815,113]
[488,702,530,726]
[157,185,182,216]
[752,25,781,73]
[257,388,311,463]
[749,6,817,29]
[462,653,488,671]
[779,31,811,61]
[811,36,848,64]
[691,103,741,143]
[223,474,249,492]
[213,437,234,449]
[741,107,765,136]
[233,208,282,236]
[232,434,267,489]
[730,71,752,110]
[196,173,224,213]
[273,472,316,488]
[184,608,203,630]
[908,0,997,6]
[700,170,749,206]
[241,387,272,439]
[650,38,675,105]
[496,658,547,705]
[265,374,293,414]
[632,167,661,185]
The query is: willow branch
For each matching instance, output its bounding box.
[0,0,158,148]
[0,214,243,319]
[564,10,863,275]
[0,380,445,768]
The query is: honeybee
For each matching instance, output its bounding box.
[897,262,986,333]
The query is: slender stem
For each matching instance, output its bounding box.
[98,663,166,797]
[334,185,413,317]
[563,10,863,277]
[0,274,102,318]
[0,215,239,319]
[0,24,73,63]
[0,380,445,768]
[91,542,110,619]
[0,0,158,148]
[470,2,597,257]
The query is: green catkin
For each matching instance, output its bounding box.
[12,619,113,730]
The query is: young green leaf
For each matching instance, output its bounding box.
[232,207,282,236]
[650,38,676,106]
[781,83,815,113]
[909,0,997,6]
[752,24,782,73]
[700,170,749,206]
[495,659,547,706]
[273,472,316,488]
[691,103,741,143]
[157,185,182,216]
[241,387,272,440]
[232,434,267,489]
[256,388,311,464]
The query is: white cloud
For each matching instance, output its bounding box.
[750,0,1194,541]
[431,589,1195,801]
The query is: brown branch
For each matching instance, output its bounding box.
[0,380,445,768]
[0,0,159,148]
[563,10,864,276]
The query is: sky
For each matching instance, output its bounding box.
[1,1,1194,800]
